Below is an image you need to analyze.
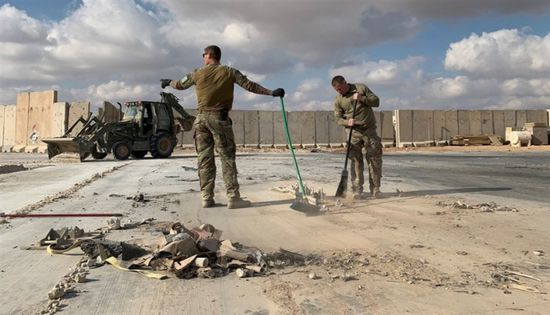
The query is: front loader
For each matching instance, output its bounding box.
[42,92,195,161]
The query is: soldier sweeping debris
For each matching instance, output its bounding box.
[332,75,383,199]
[161,45,285,209]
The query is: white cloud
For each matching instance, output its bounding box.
[329,56,425,86]
[445,29,550,79]
[291,79,325,102]
[1,1,550,111]
[0,4,48,43]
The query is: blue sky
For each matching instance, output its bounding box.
[1,0,550,111]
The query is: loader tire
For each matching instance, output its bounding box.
[80,152,90,160]
[150,132,173,158]
[131,151,147,159]
[91,145,107,160]
[112,141,131,160]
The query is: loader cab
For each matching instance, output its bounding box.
[122,101,155,136]
[122,102,141,122]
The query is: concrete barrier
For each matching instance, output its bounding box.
[230,110,245,147]
[14,92,30,152]
[526,110,548,125]
[481,110,494,135]
[52,102,69,137]
[469,110,482,136]
[300,111,316,148]
[67,101,90,136]
[258,111,274,148]
[395,110,413,147]
[444,110,459,140]
[493,110,506,138]
[180,109,196,148]
[244,110,259,147]
[516,110,527,128]
[380,111,394,145]
[329,112,346,147]
[273,110,286,148]
[412,110,434,145]
[2,105,16,152]
[0,106,5,149]
[314,111,330,147]
[103,101,121,123]
[432,110,446,141]
[29,90,57,152]
[457,110,471,136]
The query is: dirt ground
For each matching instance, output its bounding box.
[0,146,549,314]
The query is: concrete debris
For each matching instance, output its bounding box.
[235,268,249,278]
[533,250,545,256]
[308,272,318,280]
[106,217,121,230]
[195,257,209,268]
[47,284,65,300]
[437,200,519,213]
[130,193,145,202]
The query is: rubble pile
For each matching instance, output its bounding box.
[436,200,519,213]
[75,221,271,280]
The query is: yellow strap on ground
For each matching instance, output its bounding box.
[105,257,168,280]
[46,240,83,255]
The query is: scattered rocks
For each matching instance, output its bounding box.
[437,200,519,213]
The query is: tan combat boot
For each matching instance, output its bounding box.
[372,187,381,198]
[202,199,215,208]
[227,197,251,209]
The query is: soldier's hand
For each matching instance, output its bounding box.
[160,79,172,89]
[272,88,285,98]
[347,119,355,127]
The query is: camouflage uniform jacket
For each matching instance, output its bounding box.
[333,83,379,130]
[171,64,271,112]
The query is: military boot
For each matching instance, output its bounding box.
[227,197,251,209]
[371,187,381,199]
[202,198,215,208]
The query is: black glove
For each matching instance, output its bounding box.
[272,88,285,98]
[160,79,172,89]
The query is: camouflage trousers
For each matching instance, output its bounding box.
[194,112,240,202]
[348,128,383,193]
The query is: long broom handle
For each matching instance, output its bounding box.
[342,100,358,170]
[279,97,307,197]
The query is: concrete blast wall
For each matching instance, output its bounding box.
[1,105,16,152]
[178,110,393,149]
[0,105,5,148]
[395,109,549,147]
[67,102,91,136]
[2,93,549,152]
[13,91,58,152]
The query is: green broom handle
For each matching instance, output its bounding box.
[279,97,307,197]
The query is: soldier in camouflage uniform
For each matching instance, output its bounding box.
[332,75,382,198]
[161,45,285,209]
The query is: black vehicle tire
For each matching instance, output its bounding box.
[150,132,174,158]
[80,151,90,160]
[131,150,147,159]
[112,142,131,160]
[91,144,108,160]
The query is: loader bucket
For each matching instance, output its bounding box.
[42,137,90,161]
